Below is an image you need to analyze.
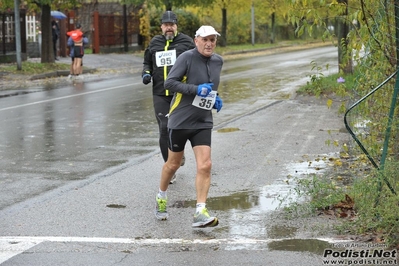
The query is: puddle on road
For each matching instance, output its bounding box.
[219,74,299,104]
[181,154,335,215]
[285,154,335,177]
[268,238,330,255]
[267,225,298,238]
[106,204,126,209]
[176,155,336,252]
[216,127,240,133]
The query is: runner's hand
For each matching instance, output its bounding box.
[197,83,213,97]
[213,95,223,112]
[142,74,151,85]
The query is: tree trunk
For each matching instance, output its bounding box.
[41,4,54,63]
[337,0,352,73]
[270,12,275,44]
[123,4,128,52]
[220,8,227,47]
[164,0,172,11]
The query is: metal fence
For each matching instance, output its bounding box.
[0,11,27,55]
[343,0,398,195]
[97,13,140,47]
[26,15,38,42]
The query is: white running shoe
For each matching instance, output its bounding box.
[155,196,168,220]
[169,174,177,184]
[192,208,219,228]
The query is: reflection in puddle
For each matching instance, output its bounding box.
[286,155,333,177]
[268,225,298,239]
[216,127,240,133]
[183,184,299,241]
[268,239,330,255]
[220,236,331,252]
[203,182,301,212]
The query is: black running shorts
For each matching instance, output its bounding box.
[167,128,212,152]
[73,46,84,58]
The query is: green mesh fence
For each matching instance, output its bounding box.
[343,0,399,194]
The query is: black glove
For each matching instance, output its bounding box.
[142,74,151,85]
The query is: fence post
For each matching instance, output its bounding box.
[21,9,26,54]
[2,14,5,55]
[92,11,99,54]
[59,11,67,57]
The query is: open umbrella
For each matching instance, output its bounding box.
[51,11,67,20]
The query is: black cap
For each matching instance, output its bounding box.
[161,11,177,24]
[76,23,81,29]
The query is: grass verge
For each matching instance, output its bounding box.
[0,61,70,75]
[0,48,92,75]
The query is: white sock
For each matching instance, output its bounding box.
[158,189,167,199]
[196,203,206,212]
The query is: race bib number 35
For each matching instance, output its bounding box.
[192,91,217,110]
[155,50,177,67]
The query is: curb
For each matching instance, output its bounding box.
[0,68,98,98]
[222,41,332,55]
[29,68,97,80]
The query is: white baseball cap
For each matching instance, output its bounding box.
[195,25,221,37]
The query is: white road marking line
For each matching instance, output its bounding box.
[0,236,352,263]
[0,238,42,264]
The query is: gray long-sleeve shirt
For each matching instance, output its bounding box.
[164,48,223,129]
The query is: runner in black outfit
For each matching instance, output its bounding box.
[142,11,195,184]
[154,25,224,228]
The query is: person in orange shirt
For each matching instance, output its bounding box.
[67,23,84,76]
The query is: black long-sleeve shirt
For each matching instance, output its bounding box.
[142,32,195,96]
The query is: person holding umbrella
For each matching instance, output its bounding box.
[50,11,67,20]
[50,11,66,61]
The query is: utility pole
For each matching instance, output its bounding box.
[14,0,22,70]
[251,2,255,46]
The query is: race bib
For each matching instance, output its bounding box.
[192,91,217,110]
[155,50,177,67]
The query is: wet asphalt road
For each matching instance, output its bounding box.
[0,45,339,211]
[0,46,353,265]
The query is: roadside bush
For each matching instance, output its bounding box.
[348,162,399,247]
